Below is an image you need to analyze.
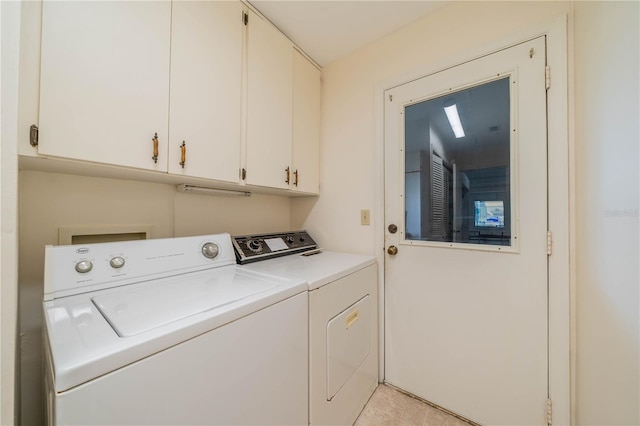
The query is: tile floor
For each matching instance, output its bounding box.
[354,384,476,426]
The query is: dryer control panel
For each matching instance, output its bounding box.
[232,230,317,264]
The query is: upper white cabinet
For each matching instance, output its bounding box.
[245,9,294,190]
[35,2,321,196]
[168,2,243,183]
[39,1,171,171]
[291,50,321,194]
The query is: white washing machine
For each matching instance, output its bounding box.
[234,231,378,426]
[43,233,308,425]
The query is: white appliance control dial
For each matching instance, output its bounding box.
[109,256,125,269]
[75,260,93,274]
[201,242,219,259]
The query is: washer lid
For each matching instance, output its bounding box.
[92,268,278,337]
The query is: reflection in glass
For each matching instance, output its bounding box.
[404,77,511,246]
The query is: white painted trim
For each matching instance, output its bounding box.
[1,1,22,423]
[566,5,577,422]
[545,15,571,426]
[58,224,154,245]
[373,73,386,382]
[374,14,571,425]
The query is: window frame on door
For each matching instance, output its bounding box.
[397,72,521,253]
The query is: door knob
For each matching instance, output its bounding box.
[387,245,398,256]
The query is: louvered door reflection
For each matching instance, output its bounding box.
[429,153,453,241]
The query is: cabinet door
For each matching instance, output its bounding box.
[168,1,243,182]
[39,1,171,171]
[246,9,293,190]
[292,51,321,194]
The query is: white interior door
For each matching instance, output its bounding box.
[384,37,548,425]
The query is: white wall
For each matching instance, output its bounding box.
[1,1,21,424]
[573,2,639,424]
[292,1,639,424]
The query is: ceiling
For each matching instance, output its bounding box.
[249,1,448,66]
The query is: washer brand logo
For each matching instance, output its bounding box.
[76,248,90,254]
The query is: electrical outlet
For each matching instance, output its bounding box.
[361,209,370,226]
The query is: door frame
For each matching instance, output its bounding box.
[373,15,571,425]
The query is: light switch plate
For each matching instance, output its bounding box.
[361,209,370,226]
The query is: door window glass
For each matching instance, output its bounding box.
[404,77,512,246]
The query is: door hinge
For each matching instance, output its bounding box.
[545,65,551,90]
[243,11,248,25]
[241,168,246,180]
[547,231,553,255]
[388,94,393,102]
[29,124,39,147]
[546,398,553,425]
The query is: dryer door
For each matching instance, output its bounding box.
[326,295,371,400]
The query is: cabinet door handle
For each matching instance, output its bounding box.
[293,169,299,187]
[179,141,186,168]
[285,166,290,184]
[152,133,159,164]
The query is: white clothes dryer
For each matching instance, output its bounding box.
[234,231,378,426]
[43,233,308,425]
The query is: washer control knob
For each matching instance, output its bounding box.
[109,256,125,269]
[75,260,93,274]
[202,242,219,259]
